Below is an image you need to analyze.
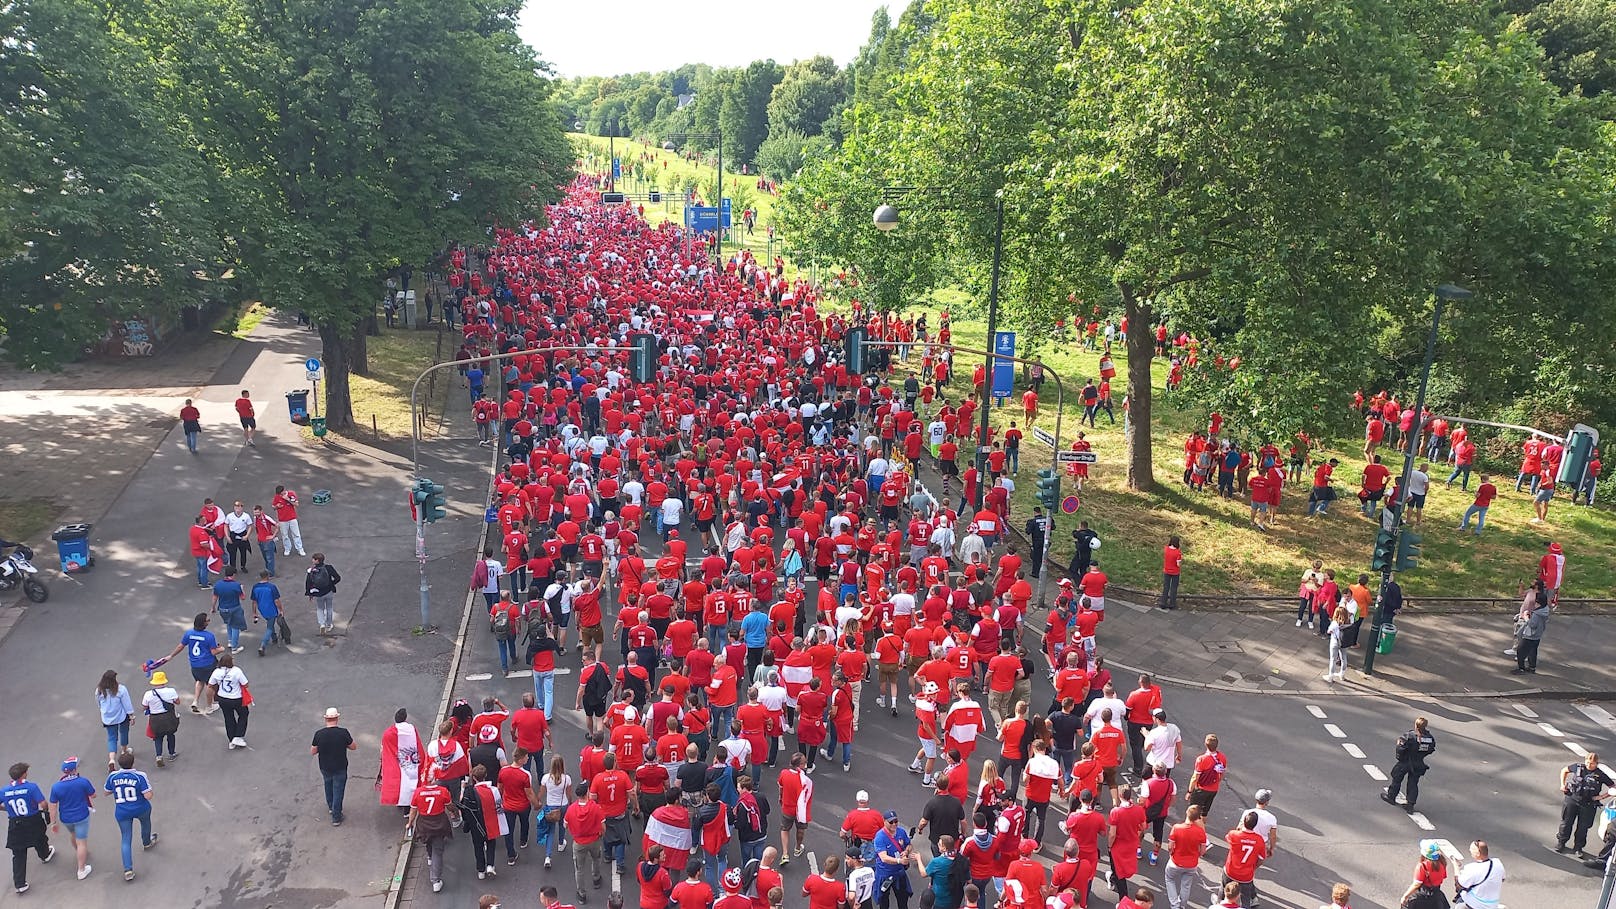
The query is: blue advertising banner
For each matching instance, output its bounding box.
[612,157,621,180]
[991,331,1016,399]
[684,203,733,233]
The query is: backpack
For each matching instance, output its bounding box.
[490,605,512,637]
[947,852,971,902]
[581,663,611,713]
[1145,779,1175,822]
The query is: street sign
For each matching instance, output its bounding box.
[1061,495,1081,514]
[612,156,621,180]
[684,205,732,233]
[306,371,320,384]
[991,331,1016,399]
[305,357,322,373]
[1032,427,1057,449]
[1057,450,1098,465]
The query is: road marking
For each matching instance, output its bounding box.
[613,860,622,893]
[1513,704,1539,719]
[1538,723,1564,738]
[1324,724,1346,739]
[1363,765,1388,781]
[506,670,533,679]
[1343,743,1366,759]
[465,672,493,681]
[1408,812,1436,831]
[553,667,572,676]
[808,851,819,875]
[1566,741,1591,758]
[1306,705,1327,719]
[1576,704,1616,737]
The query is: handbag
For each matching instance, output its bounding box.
[1401,884,1449,909]
[241,684,255,708]
[147,691,181,736]
[277,615,292,644]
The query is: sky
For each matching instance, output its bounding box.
[518,0,912,79]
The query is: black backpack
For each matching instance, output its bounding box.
[948,852,971,902]
[581,663,611,713]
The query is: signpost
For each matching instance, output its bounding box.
[1032,426,1057,449]
[305,358,322,417]
[1057,450,1097,465]
[1061,495,1081,515]
[991,331,1016,400]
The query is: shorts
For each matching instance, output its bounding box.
[781,815,808,832]
[581,623,603,647]
[1088,596,1106,614]
[1408,493,1427,509]
[695,518,713,534]
[554,609,572,628]
[239,417,257,429]
[64,819,91,841]
[561,543,579,563]
[1102,766,1119,786]
[906,656,924,675]
[1535,488,1554,503]
[192,664,216,684]
[919,738,939,760]
[939,461,958,477]
[879,665,900,685]
[583,560,603,578]
[1253,501,1270,514]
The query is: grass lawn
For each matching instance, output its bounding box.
[0,499,60,546]
[337,326,453,441]
[884,308,1616,600]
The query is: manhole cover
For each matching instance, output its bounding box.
[1203,641,1244,654]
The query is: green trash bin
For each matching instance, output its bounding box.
[311,417,328,438]
[1376,623,1397,654]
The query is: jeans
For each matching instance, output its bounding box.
[1516,472,1541,493]
[152,732,175,759]
[185,430,199,452]
[322,769,347,821]
[707,623,728,654]
[1297,596,1313,624]
[258,542,277,577]
[1054,748,1077,786]
[1161,573,1180,610]
[711,704,735,740]
[314,594,335,629]
[704,849,728,890]
[195,556,210,587]
[220,608,244,648]
[497,635,518,672]
[116,809,153,871]
[105,719,131,755]
[1448,464,1472,489]
[740,837,767,866]
[219,696,248,741]
[503,808,530,856]
[544,809,566,857]
[1460,505,1488,533]
[1007,448,1019,475]
[534,671,555,719]
[1165,863,1203,909]
[260,617,279,651]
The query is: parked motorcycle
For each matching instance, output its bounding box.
[0,546,49,602]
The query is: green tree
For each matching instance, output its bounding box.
[756,130,832,181]
[765,56,846,138]
[719,59,783,165]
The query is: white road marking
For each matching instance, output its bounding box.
[613,860,622,893]
[1306,705,1327,719]
[1513,703,1539,719]
[506,670,533,679]
[1324,724,1346,739]
[807,851,819,875]
[1408,812,1436,831]
[465,672,493,681]
[1343,743,1366,759]
[1363,765,1388,781]
[1538,723,1564,738]
[1566,741,1591,758]
[1576,704,1616,737]
[553,667,572,676]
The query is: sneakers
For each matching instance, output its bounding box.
[544,857,553,868]
[125,870,135,882]
[507,857,516,866]
[230,737,247,749]
[780,854,791,866]
[795,844,806,857]
[432,881,443,893]
[42,846,55,864]
[843,762,852,772]
[478,870,486,880]
[190,704,202,714]
[891,707,899,717]
[258,647,266,657]
[485,865,497,877]
[14,884,26,894]
[875,696,886,708]
[1503,648,1516,657]
[231,646,245,654]
[907,761,923,774]
[144,834,158,850]
[228,739,237,750]
[1323,673,1336,683]
[1149,850,1160,866]
[1295,619,1303,627]
[921,774,935,787]
[77,865,92,881]
[205,704,220,715]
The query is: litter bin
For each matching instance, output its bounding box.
[310,416,327,437]
[49,523,95,573]
[1376,623,1397,655]
[286,390,311,425]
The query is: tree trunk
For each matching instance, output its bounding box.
[1121,284,1157,492]
[366,311,381,337]
[349,322,369,377]
[317,321,356,430]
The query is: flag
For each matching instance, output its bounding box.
[644,803,693,871]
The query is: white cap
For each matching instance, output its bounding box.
[856,790,870,803]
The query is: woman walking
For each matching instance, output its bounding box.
[1397,841,1449,909]
[207,653,250,749]
[538,755,572,868]
[459,765,503,880]
[404,775,458,893]
[96,671,135,772]
[1296,561,1324,629]
[1324,606,1349,683]
[141,672,181,768]
[974,759,1006,829]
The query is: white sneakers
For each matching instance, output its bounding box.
[1322,673,1345,683]
[77,865,92,881]
[228,737,247,749]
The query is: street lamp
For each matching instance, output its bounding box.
[1363,282,1472,674]
[872,193,1006,509]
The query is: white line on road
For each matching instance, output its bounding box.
[1408,812,1436,831]
[1538,723,1564,738]
[1513,703,1539,719]
[613,860,622,894]
[1566,741,1591,758]
[1363,765,1388,781]
[1343,743,1366,759]
[1576,704,1616,737]
[1306,705,1328,719]
[1324,724,1346,739]
[465,672,493,681]
[808,851,819,875]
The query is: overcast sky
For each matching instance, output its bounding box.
[519,0,911,79]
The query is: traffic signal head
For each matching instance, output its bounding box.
[846,327,868,375]
[1036,469,1061,509]
[416,478,447,523]
[1395,531,1422,572]
[1370,529,1397,572]
[630,332,657,382]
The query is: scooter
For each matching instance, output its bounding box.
[0,546,49,602]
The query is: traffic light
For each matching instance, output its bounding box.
[1395,530,1422,572]
[846,326,868,375]
[1370,529,1397,572]
[1036,469,1061,510]
[414,479,447,523]
[630,332,657,382]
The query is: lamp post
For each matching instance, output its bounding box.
[1363,283,1472,674]
[665,132,724,268]
[873,195,1007,510]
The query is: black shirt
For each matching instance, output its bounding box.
[311,726,354,774]
[676,761,708,795]
[920,792,965,845]
[1050,711,1084,751]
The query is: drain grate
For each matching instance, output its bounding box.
[1203,641,1244,654]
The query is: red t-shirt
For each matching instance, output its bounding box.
[1168,822,1207,869]
[1224,828,1268,882]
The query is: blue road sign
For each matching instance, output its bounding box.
[991,331,1016,399]
[612,157,621,180]
[305,358,322,373]
[685,204,732,233]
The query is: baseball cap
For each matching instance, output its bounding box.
[1019,838,1038,855]
[478,726,500,743]
[61,756,78,772]
[324,707,341,720]
[1254,788,1273,804]
[883,810,899,822]
[856,790,870,803]
[1151,708,1165,718]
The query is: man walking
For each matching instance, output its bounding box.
[48,757,96,881]
[1382,716,1435,812]
[104,751,157,881]
[234,389,257,446]
[305,553,342,635]
[252,505,279,577]
[2,762,55,894]
[1556,753,1613,856]
[1160,537,1183,610]
[250,570,285,657]
[311,708,357,826]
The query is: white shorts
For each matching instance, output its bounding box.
[1081,635,1096,654]
[920,738,939,759]
[1089,597,1106,613]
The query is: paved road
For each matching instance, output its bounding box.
[0,313,486,909]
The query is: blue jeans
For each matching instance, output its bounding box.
[704,849,728,890]
[322,769,347,822]
[195,557,210,586]
[258,542,277,577]
[1054,747,1077,785]
[220,608,245,647]
[497,636,517,672]
[711,704,736,740]
[740,837,767,866]
[1516,472,1540,493]
[1448,464,1472,489]
[184,430,198,453]
[707,623,728,654]
[1460,505,1489,533]
[1008,448,1019,475]
[534,671,555,719]
[105,719,131,755]
[260,617,278,650]
[116,809,152,871]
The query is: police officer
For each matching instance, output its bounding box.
[1069,522,1099,580]
[1381,716,1435,812]
[2,762,55,894]
[1556,752,1613,856]
[1024,508,1051,579]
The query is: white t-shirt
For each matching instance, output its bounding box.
[542,773,573,807]
[209,666,248,699]
[1407,468,1431,497]
[143,687,179,714]
[224,511,253,536]
[622,481,645,506]
[758,686,787,713]
[660,497,683,525]
[890,592,916,617]
[1250,807,1278,845]
[868,458,889,479]
[1085,697,1128,733]
[928,421,947,446]
[1144,723,1183,769]
[1455,857,1505,908]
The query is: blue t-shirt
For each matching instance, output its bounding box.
[873,826,911,882]
[49,775,96,824]
[213,579,244,611]
[466,368,485,389]
[1,780,45,818]
[741,610,770,647]
[251,581,282,618]
[182,628,219,668]
[104,770,153,819]
[925,854,958,909]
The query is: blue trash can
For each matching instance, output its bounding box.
[49,523,94,573]
[286,390,311,425]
